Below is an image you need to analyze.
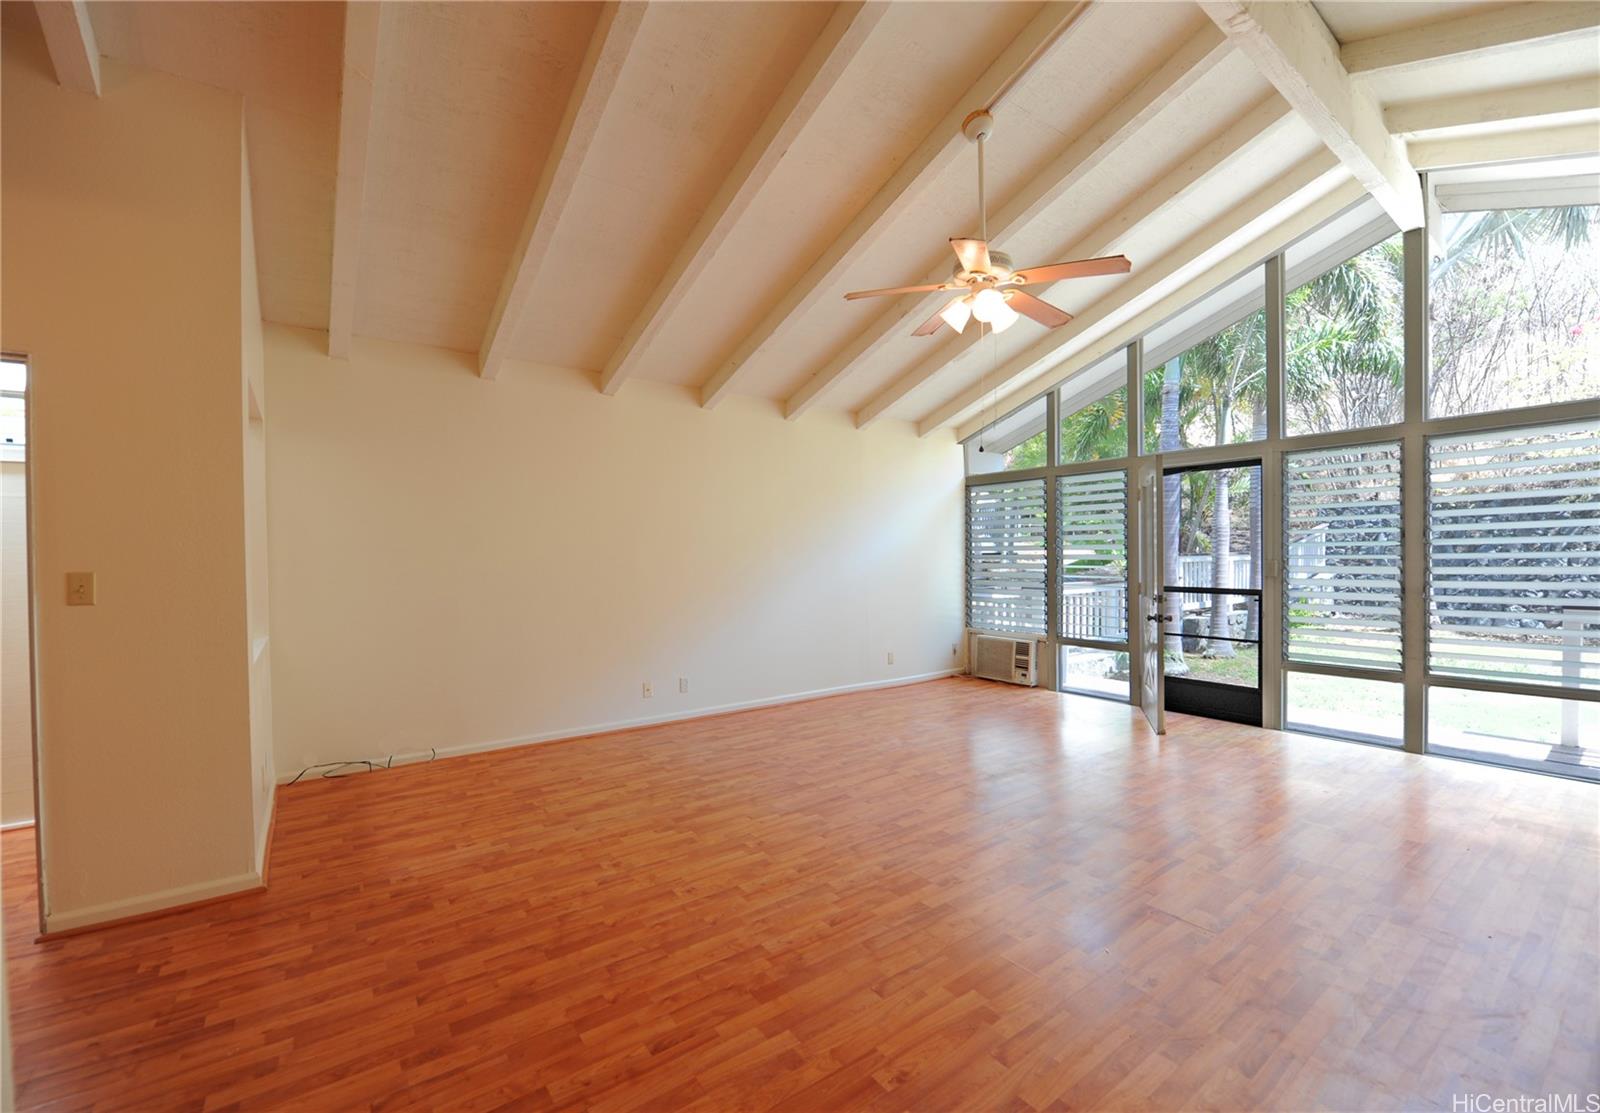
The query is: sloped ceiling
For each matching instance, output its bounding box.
[78,0,1600,434]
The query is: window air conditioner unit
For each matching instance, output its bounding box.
[969,633,1039,687]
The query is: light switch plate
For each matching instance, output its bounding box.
[66,571,95,606]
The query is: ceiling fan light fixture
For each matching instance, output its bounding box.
[969,287,1005,321]
[971,287,1019,332]
[939,295,973,334]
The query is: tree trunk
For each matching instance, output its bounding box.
[1245,398,1266,641]
[1206,464,1235,658]
[1159,357,1186,674]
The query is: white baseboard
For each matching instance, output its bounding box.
[280,669,959,782]
[44,869,263,935]
[0,819,35,832]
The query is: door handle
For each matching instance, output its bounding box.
[1146,613,1166,623]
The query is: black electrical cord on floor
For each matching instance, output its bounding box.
[285,748,437,785]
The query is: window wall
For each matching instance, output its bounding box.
[963,164,1598,781]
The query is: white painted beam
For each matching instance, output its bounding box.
[598,3,886,397]
[479,3,647,381]
[33,1,99,97]
[697,1,1090,409]
[950,177,1367,443]
[782,22,1231,422]
[1200,0,1422,231]
[1341,2,1600,75]
[916,150,1348,436]
[1384,78,1600,136]
[855,95,1294,428]
[1408,122,1600,170]
[327,2,383,360]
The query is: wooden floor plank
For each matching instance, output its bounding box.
[4,678,1596,1110]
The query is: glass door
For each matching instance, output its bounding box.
[1161,460,1264,727]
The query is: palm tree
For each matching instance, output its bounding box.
[1434,205,1593,282]
[1170,309,1267,657]
[1284,234,1405,434]
[1157,356,1186,673]
[1059,386,1128,464]
[1245,397,1266,641]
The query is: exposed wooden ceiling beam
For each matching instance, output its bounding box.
[855,95,1293,428]
[696,1,1091,410]
[1408,122,1600,171]
[1199,0,1423,232]
[597,3,886,397]
[1384,78,1600,136]
[916,149,1348,436]
[951,176,1366,443]
[327,2,383,360]
[479,3,647,381]
[33,1,100,97]
[782,22,1231,422]
[1340,2,1600,75]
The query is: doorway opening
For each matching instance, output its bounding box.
[1,354,41,934]
[1160,459,1264,727]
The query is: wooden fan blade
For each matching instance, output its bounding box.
[1011,254,1132,285]
[1007,290,1073,329]
[844,282,954,300]
[912,305,949,336]
[950,238,991,273]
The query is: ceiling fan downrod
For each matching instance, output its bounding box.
[962,109,995,244]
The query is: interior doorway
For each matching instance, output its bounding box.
[1,353,42,941]
[1156,458,1265,727]
[0,356,33,831]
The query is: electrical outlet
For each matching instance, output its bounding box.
[887,651,895,665]
[66,571,95,606]
[642,681,653,699]
[678,677,688,694]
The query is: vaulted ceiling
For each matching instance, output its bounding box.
[48,1,1600,434]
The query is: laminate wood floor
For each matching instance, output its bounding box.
[4,679,1597,1111]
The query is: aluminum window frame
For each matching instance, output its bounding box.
[959,164,1600,780]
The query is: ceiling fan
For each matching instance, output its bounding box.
[843,110,1131,337]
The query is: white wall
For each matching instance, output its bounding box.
[1,11,261,929]
[0,462,31,827]
[241,135,275,868]
[265,325,963,773]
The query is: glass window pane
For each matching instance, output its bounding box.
[1142,265,1267,452]
[1427,421,1599,691]
[1429,204,1600,418]
[0,360,25,393]
[966,479,1048,635]
[1284,233,1404,436]
[1429,687,1598,782]
[1059,470,1127,644]
[1058,351,1127,464]
[1285,673,1403,746]
[1284,443,1402,670]
[1060,644,1129,701]
[1165,465,1264,592]
[966,395,1046,475]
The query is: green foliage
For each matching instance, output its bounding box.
[1004,429,1048,469]
[1285,233,1405,434]
[1059,385,1128,464]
